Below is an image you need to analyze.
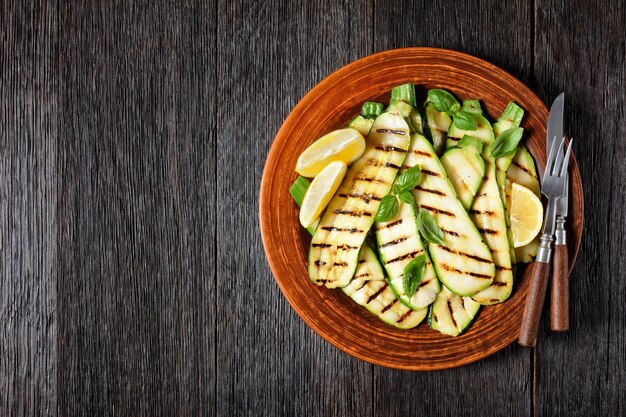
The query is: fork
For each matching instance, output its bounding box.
[518,137,573,347]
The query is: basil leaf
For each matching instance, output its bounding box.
[428,89,459,113]
[450,102,461,115]
[417,209,446,245]
[397,190,415,205]
[490,127,524,158]
[393,166,421,194]
[375,195,399,222]
[403,254,426,298]
[453,111,478,130]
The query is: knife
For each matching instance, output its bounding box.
[545,93,570,331]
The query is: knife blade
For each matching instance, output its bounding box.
[546,93,564,165]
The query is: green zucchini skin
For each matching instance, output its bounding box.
[506,146,540,263]
[403,134,495,296]
[423,103,451,156]
[343,245,428,329]
[428,285,481,336]
[309,112,410,288]
[440,136,486,210]
[347,115,375,137]
[375,201,440,309]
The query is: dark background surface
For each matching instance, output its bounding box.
[1,0,624,416]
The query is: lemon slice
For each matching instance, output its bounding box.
[509,182,544,248]
[295,128,365,177]
[299,160,347,228]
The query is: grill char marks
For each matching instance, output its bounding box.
[354,176,387,184]
[469,209,496,216]
[333,209,373,217]
[415,185,446,196]
[440,228,460,237]
[420,204,455,217]
[383,162,401,169]
[437,245,493,264]
[421,169,440,177]
[312,243,332,248]
[412,150,432,157]
[320,226,363,233]
[397,309,414,323]
[447,301,458,328]
[337,192,382,204]
[512,161,534,176]
[366,283,389,304]
[375,128,407,135]
[440,263,493,279]
[380,236,408,248]
[380,298,398,313]
[380,219,403,229]
[375,145,408,153]
[385,250,423,265]
[478,227,499,235]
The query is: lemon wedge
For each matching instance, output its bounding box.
[509,182,544,248]
[299,160,347,228]
[295,128,365,177]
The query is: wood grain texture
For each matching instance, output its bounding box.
[0,2,58,416]
[533,0,626,416]
[550,243,569,331]
[216,1,375,416]
[57,1,217,416]
[519,261,552,347]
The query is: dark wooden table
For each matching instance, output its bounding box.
[1,1,624,416]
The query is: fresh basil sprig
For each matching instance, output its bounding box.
[403,254,426,298]
[452,110,478,130]
[417,209,446,245]
[490,127,524,158]
[428,89,459,113]
[393,166,421,194]
[375,166,421,222]
[375,194,399,222]
[427,89,477,131]
[397,190,415,205]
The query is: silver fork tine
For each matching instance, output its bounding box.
[543,136,560,186]
[551,137,566,176]
[559,139,573,177]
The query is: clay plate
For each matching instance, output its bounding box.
[259,47,583,370]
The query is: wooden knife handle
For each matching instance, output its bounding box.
[519,262,551,347]
[550,244,570,331]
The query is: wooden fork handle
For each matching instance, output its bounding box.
[550,244,570,331]
[519,261,551,347]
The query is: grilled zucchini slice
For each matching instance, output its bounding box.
[468,160,515,304]
[375,201,440,309]
[506,146,540,263]
[343,245,428,329]
[428,285,481,336]
[309,112,411,288]
[422,102,451,156]
[440,135,485,210]
[403,134,495,296]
